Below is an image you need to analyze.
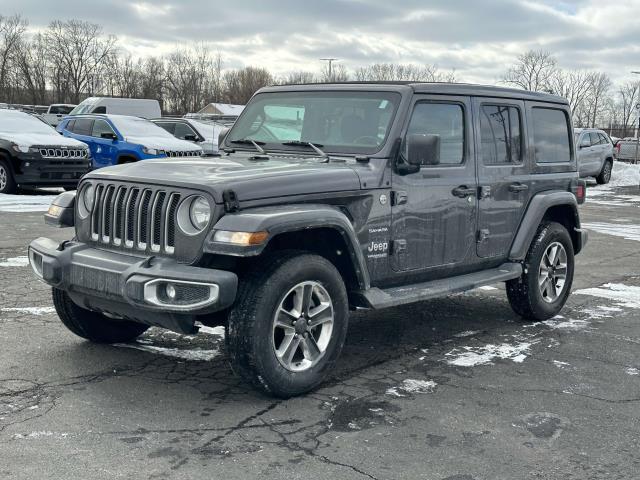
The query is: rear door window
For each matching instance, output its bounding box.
[590,132,602,146]
[532,108,571,163]
[480,105,522,165]
[73,118,94,136]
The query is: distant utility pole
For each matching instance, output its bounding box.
[632,71,640,164]
[320,58,339,80]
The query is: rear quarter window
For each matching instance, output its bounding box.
[532,107,571,164]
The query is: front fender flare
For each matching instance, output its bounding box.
[204,204,370,289]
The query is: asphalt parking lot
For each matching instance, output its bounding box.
[0,181,639,480]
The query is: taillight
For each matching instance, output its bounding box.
[571,180,586,204]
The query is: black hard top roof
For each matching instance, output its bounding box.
[260,82,568,105]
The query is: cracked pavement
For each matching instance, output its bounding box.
[1,185,639,479]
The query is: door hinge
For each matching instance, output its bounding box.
[222,189,240,212]
[391,190,408,206]
[477,229,490,243]
[391,239,407,254]
[479,186,491,199]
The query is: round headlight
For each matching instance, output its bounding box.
[189,196,211,230]
[82,184,95,212]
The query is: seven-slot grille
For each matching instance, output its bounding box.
[39,148,88,159]
[164,150,201,158]
[90,184,181,255]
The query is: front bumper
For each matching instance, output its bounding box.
[14,153,91,186]
[28,237,238,333]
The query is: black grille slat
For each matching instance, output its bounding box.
[86,183,186,256]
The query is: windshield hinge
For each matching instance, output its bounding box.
[222,189,240,213]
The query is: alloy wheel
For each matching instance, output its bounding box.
[272,281,334,372]
[538,242,568,303]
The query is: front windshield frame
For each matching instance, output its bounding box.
[225,90,402,155]
[69,98,98,115]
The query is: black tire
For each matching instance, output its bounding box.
[0,158,17,194]
[596,159,612,185]
[52,288,149,343]
[227,251,349,398]
[506,222,575,321]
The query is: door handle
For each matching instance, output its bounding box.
[452,186,476,198]
[508,183,529,193]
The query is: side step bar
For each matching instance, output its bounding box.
[354,263,522,310]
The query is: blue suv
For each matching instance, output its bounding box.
[57,114,203,169]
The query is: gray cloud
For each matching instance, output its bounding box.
[2,0,640,85]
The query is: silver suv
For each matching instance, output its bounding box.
[574,128,614,184]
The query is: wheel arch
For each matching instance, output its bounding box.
[205,204,371,292]
[510,191,583,260]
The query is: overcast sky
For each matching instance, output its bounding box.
[3,0,640,85]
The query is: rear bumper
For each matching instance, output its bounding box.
[28,237,238,333]
[575,227,589,254]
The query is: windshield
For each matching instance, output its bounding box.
[0,111,56,134]
[110,116,175,138]
[49,105,74,114]
[227,91,401,154]
[69,98,98,115]
[190,120,221,139]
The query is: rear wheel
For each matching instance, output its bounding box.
[52,288,149,343]
[227,251,349,398]
[596,160,612,184]
[506,222,574,321]
[0,159,17,194]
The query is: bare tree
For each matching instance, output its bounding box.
[548,70,592,125]
[15,33,48,105]
[587,72,612,127]
[44,20,116,103]
[320,63,348,82]
[619,81,640,137]
[502,50,557,92]
[354,63,456,82]
[279,71,317,85]
[222,66,273,104]
[0,14,27,102]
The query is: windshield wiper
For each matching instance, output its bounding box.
[281,141,328,159]
[229,139,267,154]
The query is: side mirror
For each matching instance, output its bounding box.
[101,132,117,141]
[407,133,441,166]
[184,134,197,142]
[218,127,230,147]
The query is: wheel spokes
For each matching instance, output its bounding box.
[302,335,322,361]
[278,333,302,366]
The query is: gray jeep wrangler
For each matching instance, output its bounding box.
[29,83,588,397]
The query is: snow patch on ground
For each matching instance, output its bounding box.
[553,360,571,369]
[386,379,437,397]
[580,305,623,319]
[445,340,536,367]
[626,367,639,376]
[0,307,55,315]
[582,223,640,242]
[114,342,220,361]
[575,283,640,309]
[0,256,29,267]
[541,316,591,331]
[0,193,58,212]
[454,330,481,338]
[197,325,226,337]
[609,162,640,187]
[13,431,69,440]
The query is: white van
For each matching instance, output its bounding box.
[69,97,161,119]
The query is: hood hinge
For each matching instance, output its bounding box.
[222,189,240,213]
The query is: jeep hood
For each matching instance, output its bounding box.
[86,155,362,203]
[2,132,87,148]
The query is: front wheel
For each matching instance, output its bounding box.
[506,222,575,321]
[0,159,17,194]
[227,251,349,398]
[52,288,149,343]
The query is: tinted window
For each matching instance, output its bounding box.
[480,105,522,165]
[92,119,115,138]
[174,122,197,139]
[155,122,175,134]
[49,105,74,114]
[73,118,94,136]
[406,103,464,165]
[92,106,106,114]
[65,119,76,132]
[532,108,571,163]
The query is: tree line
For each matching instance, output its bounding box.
[0,14,637,135]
